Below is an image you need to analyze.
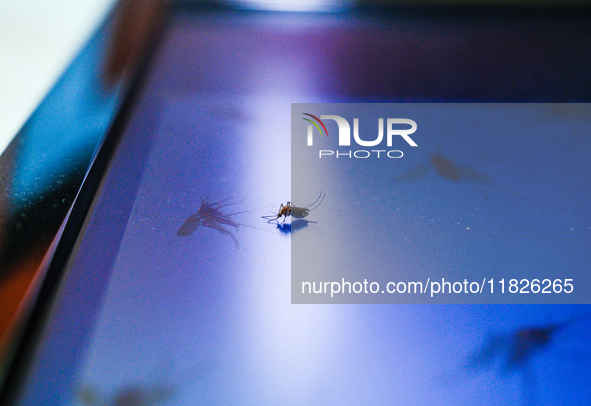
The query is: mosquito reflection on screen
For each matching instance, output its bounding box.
[177,197,259,248]
[448,311,591,405]
[393,152,522,200]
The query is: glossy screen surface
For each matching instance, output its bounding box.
[12,8,591,406]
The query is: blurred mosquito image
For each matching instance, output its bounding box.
[76,357,212,406]
[177,197,256,248]
[393,152,521,200]
[77,381,177,406]
[452,310,591,405]
[263,192,325,224]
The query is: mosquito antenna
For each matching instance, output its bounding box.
[301,192,320,209]
[305,191,325,211]
[310,191,325,211]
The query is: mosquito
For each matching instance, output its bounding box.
[393,152,522,200]
[262,192,325,224]
[77,357,211,406]
[468,312,591,372]
[177,197,256,248]
[78,381,177,406]
[458,311,591,405]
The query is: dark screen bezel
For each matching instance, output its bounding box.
[0,4,171,403]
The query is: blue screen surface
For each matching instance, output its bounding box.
[13,10,591,406]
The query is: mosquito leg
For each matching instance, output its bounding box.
[211,196,246,209]
[520,363,539,406]
[203,222,240,248]
[214,216,240,230]
[206,196,234,207]
[226,205,273,217]
[469,182,490,200]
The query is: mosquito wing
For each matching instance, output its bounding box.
[177,214,200,237]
